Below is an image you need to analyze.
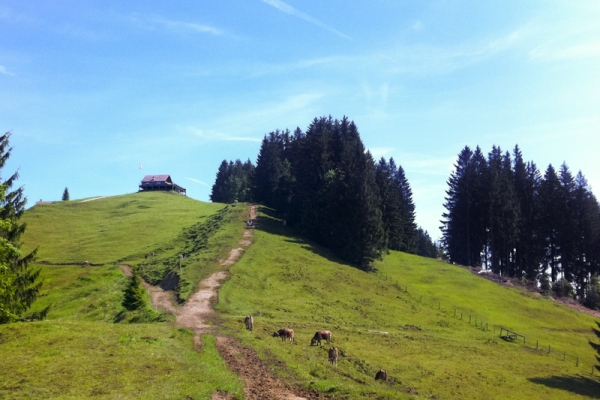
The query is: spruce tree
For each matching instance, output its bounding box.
[62,187,70,201]
[539,165,563,282]
[0,132,48,323]
[122,268,147,311]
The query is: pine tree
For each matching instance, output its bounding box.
[539,164,563,282]
[0,132,48,324]
[122,268,147,311]
[442,146,485,267]
[62,187,70,201]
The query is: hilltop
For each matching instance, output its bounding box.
[1,192,599,399]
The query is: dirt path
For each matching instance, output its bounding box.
[120,205,314,399]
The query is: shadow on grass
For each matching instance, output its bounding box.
[254,206,362,271]
[528,374,600,398]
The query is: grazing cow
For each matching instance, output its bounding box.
[244,315,254,331]
[272,328,294,343]
[328,347,339,366]
[82,261,90,267]
[310,330,332,346]
[375,369,387,381]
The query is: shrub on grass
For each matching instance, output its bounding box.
[551,278,574,298]
[122,268,146,311]
[583,275,600,310]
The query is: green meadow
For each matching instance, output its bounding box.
[217,207,600,399]
[2,192,246,399]
[2,193,600,399]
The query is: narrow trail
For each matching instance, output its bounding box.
[120,205,316,399]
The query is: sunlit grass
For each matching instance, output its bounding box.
[217,207,600,399]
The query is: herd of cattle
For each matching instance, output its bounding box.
[243,315,388,382]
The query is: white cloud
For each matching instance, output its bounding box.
[368,147,394,159]
[261,0,350,40]
[151,18,223,36]
[530,41,600,60]
[186,177,209,186]
[0,65,15,76]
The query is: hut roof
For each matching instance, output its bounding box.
[141,175,171,183]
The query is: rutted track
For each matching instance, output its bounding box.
[120,205,318,399]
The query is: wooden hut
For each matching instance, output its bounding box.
[139,175,186,195]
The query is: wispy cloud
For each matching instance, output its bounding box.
[186,177,209,186]
[151,18,224,36]
[530,41,600,60]
[0,65,15,76]
[369,147,394,159]
[262,0,350,40]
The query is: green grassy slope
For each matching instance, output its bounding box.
[22,192,224,264]
[217,207,600,399]
[1,193,246,399]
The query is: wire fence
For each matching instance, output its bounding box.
[375,270,599,377]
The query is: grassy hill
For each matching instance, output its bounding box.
[1,192,247,399]
[217,207,600,399]
[22,192,225,265]
[2,194,599,399]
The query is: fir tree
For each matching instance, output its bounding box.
[0,132,48,324]
[122,268,147,311]
[62,187,70,201]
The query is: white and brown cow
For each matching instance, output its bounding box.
[244,315,254,331]
[272,328,294,343]
[310,330,332,346]
[328,347,339,366]
[375,369,387,381]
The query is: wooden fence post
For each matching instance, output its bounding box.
[548,345,551,354]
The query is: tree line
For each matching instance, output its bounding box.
[442,145,600,307]
[210,116,438,268]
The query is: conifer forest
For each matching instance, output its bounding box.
[210,116,600,310]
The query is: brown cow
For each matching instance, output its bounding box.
[375,369,387,381]
[272,328,294,343]
[310,330,332,346]
[244,315,254,331]
[328,347,339,366]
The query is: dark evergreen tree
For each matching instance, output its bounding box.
[484,147,520,276]
[62,187,70,201]
[512,146,543,280]
[395,165,418,253]
[0,132,48,324]
[416,228,438,258]
[376,158,403,251]
[122,268,147,311]
[572,173,600,297]
[539,164,563,282]
[210,159,254,203]
[442,146,485,267]
[558,163,577,282]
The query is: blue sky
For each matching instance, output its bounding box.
[1,1,599,239]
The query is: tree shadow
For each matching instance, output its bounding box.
[254,206,363,271]
[528,374,600,398]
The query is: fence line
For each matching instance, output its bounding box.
[375,269,598,376]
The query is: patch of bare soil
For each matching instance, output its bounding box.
[121,206,318,399]
[215,335,325,400]
[118,265,179,315]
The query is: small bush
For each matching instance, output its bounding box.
[551,278,574,298]
[539,274,551,293]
